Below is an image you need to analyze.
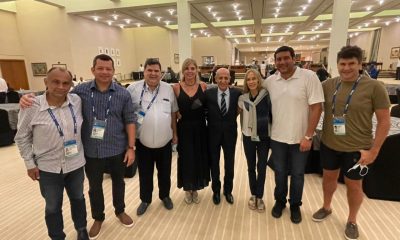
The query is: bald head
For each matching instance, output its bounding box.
[215,67,230,91]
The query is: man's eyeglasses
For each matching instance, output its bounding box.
[347,163,369,177]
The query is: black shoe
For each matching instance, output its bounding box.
[290,205,302,224]
[137,202,150,216]
[162,197,173,210]
[212,192,221,205]
[271,201,286,218]
[224,193,234,204]
[77,229,89,240]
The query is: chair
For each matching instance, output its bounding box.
[0,109,15,146]
[390,105,400,118]
[6,91,20,103]
[0,92,6,103]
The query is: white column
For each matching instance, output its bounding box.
[327,0,351,77]
[177,0,191,63]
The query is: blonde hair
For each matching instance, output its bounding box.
[243,69,262,93]
[180,58,199,83]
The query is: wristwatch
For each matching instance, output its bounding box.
[304,135,313,141]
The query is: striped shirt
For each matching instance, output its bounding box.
[72,80,135,158]
[15,93,85,174]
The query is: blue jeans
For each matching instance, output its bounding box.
[39,167,87,240]
[242,135,270,198]
[270,140,309,206]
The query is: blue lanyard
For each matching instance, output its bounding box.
[91,90,113,122]
[139,82,160,111]
[331,75,362,117]
[47,104,77,137]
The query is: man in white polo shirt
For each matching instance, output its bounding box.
[262,46,324,224]
[127,58,178,216]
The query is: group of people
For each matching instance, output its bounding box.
[15,45,390,240]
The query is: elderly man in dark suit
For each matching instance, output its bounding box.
[205,68,241,205]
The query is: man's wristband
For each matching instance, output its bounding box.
[304,135,313,141]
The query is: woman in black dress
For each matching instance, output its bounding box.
[172,58,209,204]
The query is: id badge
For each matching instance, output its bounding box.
[333,117,346,135]
[251,136,260,142]
[136,110,146,126]
[64,140,79,157]
[91,119,106,140]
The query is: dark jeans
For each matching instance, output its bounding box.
[270,140,309,206]
[85,153,126,221]
[396,67,400,80]
[242,135,270,198]
[39,167,87,240]
[137,140,172,203]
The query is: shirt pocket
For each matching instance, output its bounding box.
[160,100,171,114]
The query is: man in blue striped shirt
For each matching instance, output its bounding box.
[21,55,136,239]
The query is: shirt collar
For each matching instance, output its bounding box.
[39,93,73,112]
[218,87,230,96]
[144,82,160,94]
[276,66,300,81]
[90,79,116,92]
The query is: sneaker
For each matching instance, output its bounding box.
[344,222,359,240]
[248,196,256,210]
[137,202,150,216]
[184,191,193,204]
[256,198,265,213]
[88,220,103,240]
[192,191,200,204]
[162,197,174,210]
[271,201,286,218]
[290,205,302,224]
[312,208,332,222]
[117,212,134,228]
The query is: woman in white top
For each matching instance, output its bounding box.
[238,69,272,212]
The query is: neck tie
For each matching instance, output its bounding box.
[221,92,227,116]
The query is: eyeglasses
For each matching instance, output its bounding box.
[347,163,369,177]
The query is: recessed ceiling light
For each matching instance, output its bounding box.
[216,17,221,21]
[145,11,153,17]
[164,20,170,25]
[168,9,175,15]
[274,13,279,18]
[238,16,243,20]
[276,8,280,13]
[200,30,204,34]
[396,18,400,22]
[93,16,99,21]
[112,14,118,20]
[119,24,124,29]
[366,6,372,11]
[355,32,359,36]
[277,1,283,7]
[364,23,369,27]
[358,26,362,29]
[107,21,112,26]
[385,21,390,26]
[136,23,141,27]
[298,11,303,16]
[193,34,197,38]
[373,19,379,23]
[302,5,308,11]
[212,12,217,17]
[232,3,239,10]
[225,28,230,32]
[247,38,251,43]
[207,6,213,12]
[235,10,241,16]
[156,17,162,22]
[379,0,384,5]
[124,19,131,24]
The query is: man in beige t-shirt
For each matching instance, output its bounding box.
[312,46,390,240]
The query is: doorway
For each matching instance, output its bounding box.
[0,59,30,90]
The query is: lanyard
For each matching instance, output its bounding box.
[331,75,362,117]
[47,104,77,138]
[139,82,160,111]
[91,90,113,122]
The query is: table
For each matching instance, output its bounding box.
[310,113,400,201]
[0,103,19,130]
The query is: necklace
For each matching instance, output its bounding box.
[184,81,196,87]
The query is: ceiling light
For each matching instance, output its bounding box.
[193,34,197,38]
[225,28,230,32]
[164,20,170,25]
[373,19,379,23]
[200,30,204,34]
[112,14,118,20]
[145,11,153,17]
[207,6,213,12]
[329,27,332,31]
[232,3,239,10]
[124,19,131,24]
[229,32,233,36]
[168,9,175,15]
[93,16,99,21]
[302,5,308,11]
[364,23,369,27]
[247,38,251,43]
[358,26,362,29]
[238,16,243,20]
[298,11,303,16]
[207,34,210,37]
[379,0,384,5]
[355,32,359,36]
[366,6,372,11]
[385,21,390,26]
[136,23,141,27]
[396,18,400,22]
[308,0,313,4]
[276,8,280,13]
[212,12,217,17]
[316,34,320,38]
[119,24,124,29]
[319,22,323,27]
[156,17,162,22]
[274,13,279,18]
[235,10,241,16]
[107,21,112,26]
[277,1,283,7]
[216,17,221,21]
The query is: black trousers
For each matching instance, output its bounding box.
[137,140,172,203]
[85,153,126,221]
[209,130,237,194]
[396,67,400,80]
